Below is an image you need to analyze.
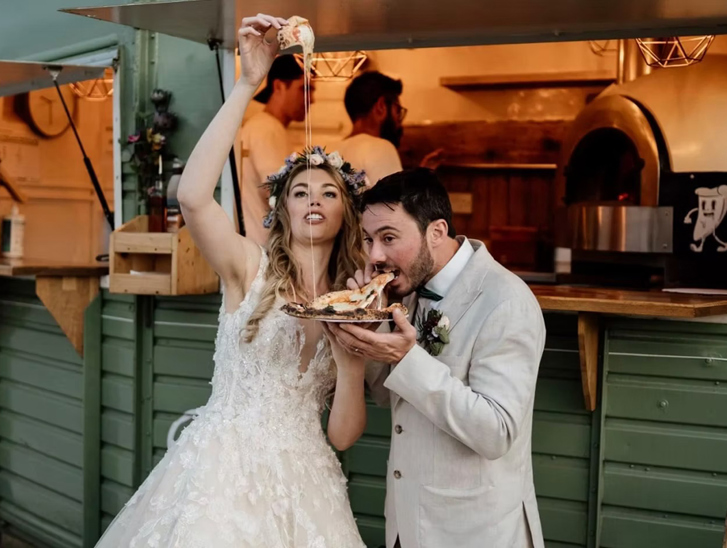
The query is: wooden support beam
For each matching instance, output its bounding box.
[36,275,99,357]
[577,312,599,412]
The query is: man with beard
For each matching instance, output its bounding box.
[238,54,313,244]
[336,72,441,187]
[324,168,546,548]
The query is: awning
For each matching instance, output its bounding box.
[0,60,105,98]
[62,0,727,52]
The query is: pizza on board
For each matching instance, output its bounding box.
[281,271,408,321]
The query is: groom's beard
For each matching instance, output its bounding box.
[381,112,403,148]
[390,239,434,298]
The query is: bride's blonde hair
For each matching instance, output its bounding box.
[243,163,365,342]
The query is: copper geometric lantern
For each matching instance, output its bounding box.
[635,36,714,68]
[589,40,618,56]
[294,51,368,82]
[69,66,114,101]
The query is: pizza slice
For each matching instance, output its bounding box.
[281,271,407,321]
[277,16,315,53]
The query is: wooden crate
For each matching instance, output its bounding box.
[109,216,219,295]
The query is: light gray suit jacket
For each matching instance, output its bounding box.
[367,238,546,548]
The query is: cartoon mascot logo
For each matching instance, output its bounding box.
[684,185,727,252]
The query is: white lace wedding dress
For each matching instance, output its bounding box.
[95,252,366,547]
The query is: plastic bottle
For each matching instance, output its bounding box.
[1,203,25,259]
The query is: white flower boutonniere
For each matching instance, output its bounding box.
[417,309,451,356]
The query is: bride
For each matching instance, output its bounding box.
[94,14,368,548]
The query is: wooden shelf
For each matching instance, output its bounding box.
[441,162,557,171]
[0,258,108,357]
[0,257,107,277]
[110,215,218,296]
[440,71,615,90]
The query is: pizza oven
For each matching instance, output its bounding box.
[555,45,727,289]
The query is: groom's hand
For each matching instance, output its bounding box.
[346,264,376,291]
[328,309,416,364]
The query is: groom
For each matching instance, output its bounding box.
[326,168,546,548]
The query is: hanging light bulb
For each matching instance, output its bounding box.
[635,36,714,68]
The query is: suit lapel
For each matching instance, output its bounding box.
[436,239,490,332]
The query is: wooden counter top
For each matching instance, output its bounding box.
[531,285,727,412]
[0,257,108,277]
[532,285,727,318]
[0,258,108,358]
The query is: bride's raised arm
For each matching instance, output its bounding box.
[177,14,288,302]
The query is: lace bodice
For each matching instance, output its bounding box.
[208,251,336,447]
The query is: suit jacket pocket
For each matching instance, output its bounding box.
[419,483,498,548]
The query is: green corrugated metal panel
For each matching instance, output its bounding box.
[533,412,592,459]
[600,320,727,548]
[539,499,589,545]
[603,463,727,518]
[532,313,595,548]
[355,515,387,548]
[151,296,219,458]
[341,398,391,547]
[0,279,84,547]
[600,507,724,548]
[604,419,727,474]
[0,502,80,548]
[97,291,138,537]
[83,295,102,546]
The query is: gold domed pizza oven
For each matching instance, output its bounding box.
[555,46,727,289]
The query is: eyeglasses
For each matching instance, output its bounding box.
[397,105,408,122]
[390,102,407,122]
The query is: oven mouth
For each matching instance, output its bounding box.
[564,127,645,207]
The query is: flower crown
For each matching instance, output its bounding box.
[262,146,367,228]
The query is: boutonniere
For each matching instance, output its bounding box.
[417,309,451,356]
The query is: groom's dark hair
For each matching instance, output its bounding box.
[360,168,456,238]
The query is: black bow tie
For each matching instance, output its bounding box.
[418,286,443,302]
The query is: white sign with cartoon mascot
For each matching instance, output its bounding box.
[683,185,727,252]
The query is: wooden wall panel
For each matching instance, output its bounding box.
[0,92,113,262]
[400,120,568,167]
[399,120,570,270]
